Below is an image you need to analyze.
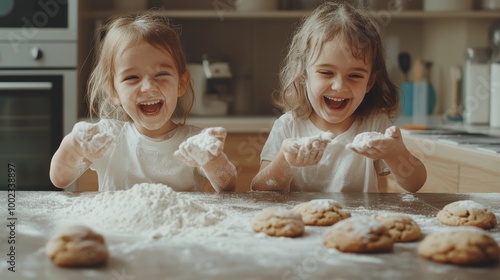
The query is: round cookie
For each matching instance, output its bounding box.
[437,200,497,230]
[418,227,500,266]
[293,199,351,226]
[371,213,422,242]
[251,207,304,237]
[322,216,394,253]
[46,225,109,267]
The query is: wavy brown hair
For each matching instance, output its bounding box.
[87,12,194,123]
[275,2,399,121]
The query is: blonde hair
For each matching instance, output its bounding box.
[276,2,399,120]
[88,12,194,123]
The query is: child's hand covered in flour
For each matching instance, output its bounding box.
[347,126,405,160]
[282,132,334,167]
[72,122,115,161]
[174,127,226,167]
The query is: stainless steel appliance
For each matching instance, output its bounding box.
[0,0,78,190]
[188,56,232,116]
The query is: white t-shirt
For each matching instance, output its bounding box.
[261,112,392,192]
[90,119,206,191]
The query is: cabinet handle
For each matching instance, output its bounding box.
[0,82,53,90]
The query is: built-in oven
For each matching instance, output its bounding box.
[0,0,78,191]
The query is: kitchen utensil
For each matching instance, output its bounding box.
[424,61,433,81]
[463,48,491,124]
[398,52,411,82]
[412,59,424,82]
[446,66,463,122]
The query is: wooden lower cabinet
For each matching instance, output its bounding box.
[223,133,268,192]
[77,133,268,192]
[459,166,500,193]
[380,156,460,193]
[396,134,500,193]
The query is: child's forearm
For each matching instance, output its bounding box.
[383,147,427,193]
[49,133,90,189]
[250,153,294,191]
[202,153,237,192]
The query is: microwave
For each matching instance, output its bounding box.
[0,0,78,42]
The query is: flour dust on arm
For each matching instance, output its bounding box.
[50,121,116,188]
[174,127,236,192]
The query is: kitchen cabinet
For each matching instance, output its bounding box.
[77,132,268,192]
[78,0,500,118]
[382,133,500,193]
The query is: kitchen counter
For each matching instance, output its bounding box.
[1,190,499,280]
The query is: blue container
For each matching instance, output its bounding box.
[400,82,436,116]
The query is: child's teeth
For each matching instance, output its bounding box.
[141,101,160,105]
[326,97,346,102]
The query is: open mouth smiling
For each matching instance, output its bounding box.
[138,100,164,115]
[324,96,349,110]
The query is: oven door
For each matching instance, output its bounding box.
[0,0,77,41]
[0,75,63,191]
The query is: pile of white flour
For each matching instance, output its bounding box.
[62,183,229,239]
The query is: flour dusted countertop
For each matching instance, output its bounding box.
[2,190,500,280]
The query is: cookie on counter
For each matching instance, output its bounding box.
[371,213,422,242]
[418,227,500,266]
[251,207,305,237]
[322,216,393,253]
[437,200,497,230]
[293,199,351,226]
[46,225,109,267]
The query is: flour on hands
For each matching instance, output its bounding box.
[283,132,334,167]
[174,127,226,167]
[347,126,403,159]
[72,122,115,161]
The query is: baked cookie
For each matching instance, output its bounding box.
[293,199,351,226]
[322,216,393,253]
[46,225,109,267]
[371,213,422,242]
[437,200,497,230]
[251,207,304,237]
[418,227,500,266]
